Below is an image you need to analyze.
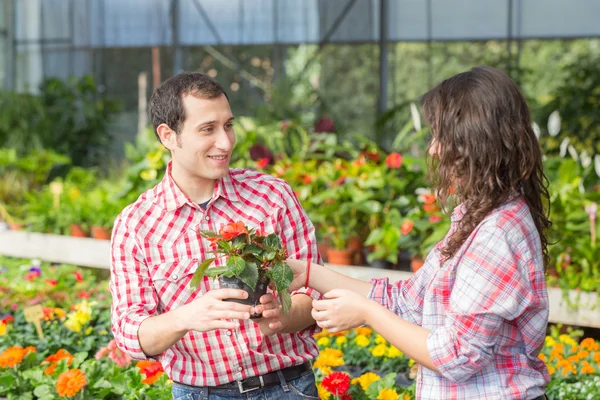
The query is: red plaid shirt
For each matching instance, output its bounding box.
[370,198,550,399]
[110,163,322,386]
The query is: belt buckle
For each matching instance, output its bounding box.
[237,376,264,393]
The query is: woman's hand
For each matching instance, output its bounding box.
[285,259,309,292]
[311,289,372,332]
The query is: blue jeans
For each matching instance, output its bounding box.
[171,373,318,400]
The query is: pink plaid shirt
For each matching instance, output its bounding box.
[110,163,322,386]
[370,198,550,399]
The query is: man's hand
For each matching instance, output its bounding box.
[285,259,309,292]
[250,293,284,336]
[175,289,252,332]
[311,289,371,332]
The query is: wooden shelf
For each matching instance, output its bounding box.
[1,230,599,328]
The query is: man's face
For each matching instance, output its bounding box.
[168,94,236,182]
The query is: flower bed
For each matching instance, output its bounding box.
[2,257,600,399]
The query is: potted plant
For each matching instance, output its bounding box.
[189,221,294,317]
[364,209,403,269]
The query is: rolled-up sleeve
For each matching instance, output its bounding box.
[427,226,536,383]
[109,214,159,360]
[277,180,323,301]
[368,262,433,326]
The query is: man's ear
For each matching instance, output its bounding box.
[156,124,178,150]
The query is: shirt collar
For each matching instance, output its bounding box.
[156,161,240,212]
[451,203,466,222]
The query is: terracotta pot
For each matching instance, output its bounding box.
[69,224,87,238]
[327,248,355,266]
[348,236,366,265]
[8,222,24,231]
[411,256,425,273]
[219,275,269,318]
[91,226,111,240]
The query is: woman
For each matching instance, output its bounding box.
[288,66,551,399]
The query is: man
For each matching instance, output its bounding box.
[110,72,321,399]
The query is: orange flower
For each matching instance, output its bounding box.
[219,221,248,241]
[0,346,35,368]
[56,369,87,398]
[43,349,74,375]
[354,327,372,337]
[423,204,439,213]
[581,338,599,351]
[401,221,414,235]
[580,361,595,374]
[538,353,546,362]
[577,350,590,359]
[385,153,403,169]
[136,360,164,384]
[594,352,600,364]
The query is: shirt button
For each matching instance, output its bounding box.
[172,274,178,280]
[237,367,243,372]
[205,215,210,221]
[226,331,232,336]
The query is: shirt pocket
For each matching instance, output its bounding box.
[150,258,207,311]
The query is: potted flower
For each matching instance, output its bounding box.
[189,221,294,316]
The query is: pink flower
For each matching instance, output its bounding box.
[314,116,336,133]
[429,215,442,223]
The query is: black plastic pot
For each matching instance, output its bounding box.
[218,275,269,318]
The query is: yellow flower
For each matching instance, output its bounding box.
[559,334,577,347]
[408,359,415,367]
[320,367,332,376]
[317,337,331,347]
[336,337,347,346]
[85,327,93,335]
[355,334,370,347]
[0,323,6,336]
[371,344,388,358]
[356,372,380,391]
[99,329,108,335]
[403,395,412,400]
[375,334,387,345]
[387,346,403,358]
[54,308,66,320]
[377,388,399,400]
[545,336,556,347]
[314,349,344,369]
[317,384,331,400]
[320,348,343,358]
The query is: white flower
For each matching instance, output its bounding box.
[410,103,422,132]
[548,111,561,137]
[532,122,541,139]
[581,151,592,168]
[568,145,579,162]
[595,154,600,177]
[560,137,570,157]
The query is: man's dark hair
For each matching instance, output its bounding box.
[149,72,228,139]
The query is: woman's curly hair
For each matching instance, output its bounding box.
[421,66,551,267]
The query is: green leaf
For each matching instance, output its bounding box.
[0,374,16,392]
[189,257,215,292]
[279,290,292,315]
[199,230,219,238]
[269,261,294,292]
[226,256,245,276]
[237,261,259,290]
[33,385,52,398]
[264,234,281,249]
[245,244,264,258]
[72,352,88,368]
[204,266,230,278]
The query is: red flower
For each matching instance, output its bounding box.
[401,221,414,235]
[1,315,14,324]
[429,215,442,223]
[385,153,403,169]
[334,176,346,186]
[45,279,58,286]
[136,361,164,385]
[421,194,436,205]
[321,372,350,396]
[256,158,269,169]
[302,175,313,184]
[24,272,39,281]
[362,151,380,162]
[74,271,84,282]
[353,155,366,167]
[423,204,439,213]
[78,290,91,299]
[314,116,336,133]
[219,221,248,241]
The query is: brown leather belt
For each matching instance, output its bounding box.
[212,362,312,393]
